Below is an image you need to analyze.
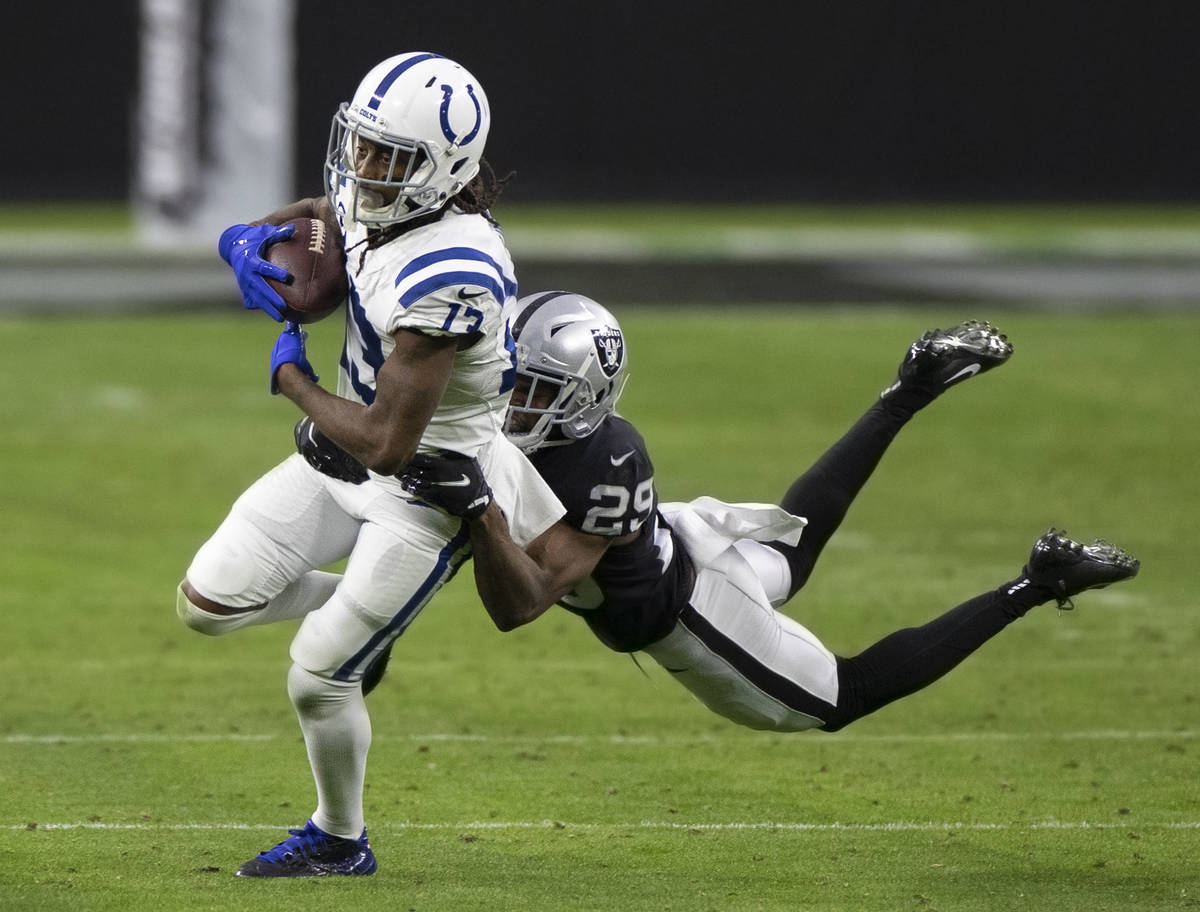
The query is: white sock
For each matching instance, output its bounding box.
[288,663,371,839]
[177,571,341,636]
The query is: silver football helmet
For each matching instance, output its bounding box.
[504,291,629,452]
[325,52,491,227]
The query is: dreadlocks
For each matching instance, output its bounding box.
[453,158,515,225]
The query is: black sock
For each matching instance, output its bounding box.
[820,583,1053,731]
[999,573,1061,612]
[770,399,913,596]
[880,383,939,416]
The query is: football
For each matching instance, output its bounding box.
[265,218,349,323]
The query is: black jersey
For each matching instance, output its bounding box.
[529,416,693,652]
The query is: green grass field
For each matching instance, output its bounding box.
[1,307,1196,911]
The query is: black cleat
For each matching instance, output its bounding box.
[881,320,1013,400]
[234,819,377,878]
[1024,528,1140,610]
[360,642,393,697]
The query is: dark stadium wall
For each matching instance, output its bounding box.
[8,0,1200,203]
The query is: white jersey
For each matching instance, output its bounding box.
[327,195,561,542]
[333,195,518,458]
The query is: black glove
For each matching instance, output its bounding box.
[293,416,368,484]
[399,450,493,519]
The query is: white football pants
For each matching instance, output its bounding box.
[643,540,839,732]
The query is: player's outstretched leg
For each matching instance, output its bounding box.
[880,320,1013,412]
[235,819,377,877]
[821,528,1139,731]
[774,321,1012,598]
[1019,527,1141,610]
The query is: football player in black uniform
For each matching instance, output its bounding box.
[399,291,1140,732]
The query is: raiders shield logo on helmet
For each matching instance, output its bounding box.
[592,327,625,377]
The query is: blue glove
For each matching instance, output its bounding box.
[218,222,296,322]
[270,321,319,394]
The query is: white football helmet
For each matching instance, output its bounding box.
[325,52,491,227]
[504,291,630,452]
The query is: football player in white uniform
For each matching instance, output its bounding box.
[401,291,1140,733]
[176,54,563,877]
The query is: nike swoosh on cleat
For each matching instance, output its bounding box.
[433,475,473,487]
[943,363,982,384]
[610,451,635,466]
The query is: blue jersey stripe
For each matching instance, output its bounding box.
[393,246,515,298]
[398,270,505,311]
[367,53,442,110]
[348,359,375,405]
[333,523,472,681]
[344,284,383,402]
[338,344,376,405]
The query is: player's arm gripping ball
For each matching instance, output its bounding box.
[399,451,494,519]
[218,222,296,322]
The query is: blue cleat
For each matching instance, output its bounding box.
[234,819,377,878]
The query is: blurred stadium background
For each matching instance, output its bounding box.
[3,0,1200,312]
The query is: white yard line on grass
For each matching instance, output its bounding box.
[4,729,1196,745]
[5,820,1199,833]
[2,733,276,743]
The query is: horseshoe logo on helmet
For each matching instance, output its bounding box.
[439,84,483,147]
